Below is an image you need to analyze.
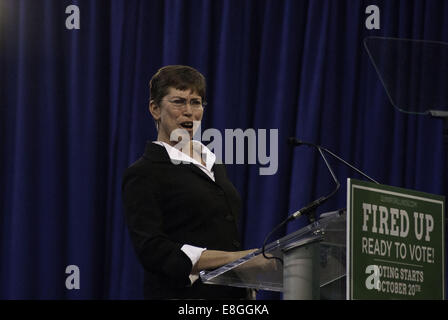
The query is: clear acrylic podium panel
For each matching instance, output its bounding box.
[200,210,346,298]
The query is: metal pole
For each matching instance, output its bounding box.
[283,240,321,300]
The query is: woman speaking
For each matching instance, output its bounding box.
[122,65,255,299]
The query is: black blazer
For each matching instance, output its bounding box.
[122,142,247,299]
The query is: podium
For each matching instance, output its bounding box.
[200,209,347,300]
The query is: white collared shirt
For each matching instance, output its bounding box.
[152,140,216,182]
[152,140,215,284]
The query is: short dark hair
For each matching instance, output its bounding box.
[149,65,206,104]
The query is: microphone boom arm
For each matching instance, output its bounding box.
[319,146,380,184]
[286,146,340,222]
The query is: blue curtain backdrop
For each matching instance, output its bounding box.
[0,0,447,299]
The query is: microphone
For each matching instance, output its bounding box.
[288,137,380,185]
[288,137,311,147]
[285,139,341,222]
[261,137,379,264]
[260,137,341,263]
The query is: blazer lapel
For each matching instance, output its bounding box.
[213,163,240,221]
[145,141,218,184]
[212,163,226,188]
[186,163,216,183]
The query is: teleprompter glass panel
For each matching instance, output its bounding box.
[364,37,448,116]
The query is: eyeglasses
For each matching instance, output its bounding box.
[161,97,207,109]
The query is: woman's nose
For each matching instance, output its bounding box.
[182,104,193,115]
[182,108,193,116]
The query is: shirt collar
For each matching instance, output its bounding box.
[152,140,216,171]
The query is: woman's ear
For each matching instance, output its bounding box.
[149,100,161,121]
[149,100,161,131]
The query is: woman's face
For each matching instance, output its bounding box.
[150,87,204,145]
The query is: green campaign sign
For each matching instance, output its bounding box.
[347,179,445,299]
